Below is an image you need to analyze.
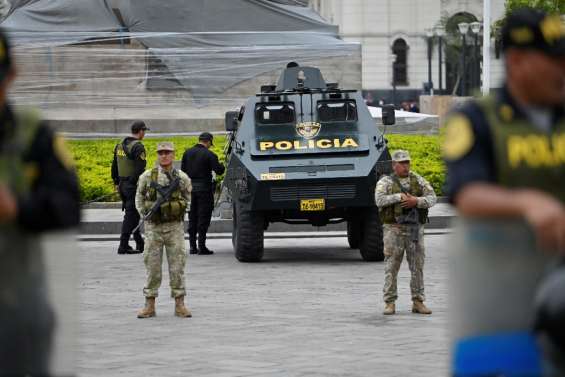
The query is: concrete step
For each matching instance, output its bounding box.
[78,228,452,242]
[80,203,456,234]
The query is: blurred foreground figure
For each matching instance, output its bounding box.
[0,29,80,375]
[443,8,565,376]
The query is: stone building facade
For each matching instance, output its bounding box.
[309,0,506,104]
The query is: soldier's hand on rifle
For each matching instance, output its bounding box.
[400,193,418,209]
[0,185,18,223]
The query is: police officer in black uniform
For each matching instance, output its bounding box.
[111,121,148,254]
[443,8,565,375]
[0,28,80,376]
[181,132,225,255]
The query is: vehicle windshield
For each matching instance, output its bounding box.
[317,100,357,123]
[255,103,295,125]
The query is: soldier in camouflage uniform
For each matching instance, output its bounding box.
[135,142,192,318]
[375,150,436,315]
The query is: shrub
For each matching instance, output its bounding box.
[386,135,445,195]
[69,137,227,202]
[69,135,444,202]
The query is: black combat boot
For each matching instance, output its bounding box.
[198,247,214,255]
[189,237,198,255]
[134,233,145,253]
[118,239,141,255]
[197,233,214,255]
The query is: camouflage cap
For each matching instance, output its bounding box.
[156,142,175,152]
[391,149,411,162]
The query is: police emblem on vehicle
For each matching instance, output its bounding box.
[296,122,321,139]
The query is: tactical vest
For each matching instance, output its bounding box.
[0,108,41,198]
[116,139,140,178]
[147,168,187,223]
[379,172,429,225]
[478,96,565,203]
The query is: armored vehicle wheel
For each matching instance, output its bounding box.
[347,219,361,249]
[231,204,237,248]
[233,203,264,262]
[359,208,384,262]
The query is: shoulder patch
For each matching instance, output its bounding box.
[139,152,146,161]
[53,135,75,170]
[442,115,475,161]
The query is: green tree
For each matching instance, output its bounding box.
[503,0,565,15]
[494,0,565,37]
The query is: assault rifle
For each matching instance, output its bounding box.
[390,175,420,242]
[132,175,181,234]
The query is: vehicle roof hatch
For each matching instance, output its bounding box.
[276,66,327,91]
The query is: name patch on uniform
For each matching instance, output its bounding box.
[507,133,565,168]
[258,138,360,152]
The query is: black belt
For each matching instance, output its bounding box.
[192,181,212,191]
[119,176,139,184]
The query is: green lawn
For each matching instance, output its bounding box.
[70,135,444,202]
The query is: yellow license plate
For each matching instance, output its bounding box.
[300,199,325,211]
[260,173,286,181]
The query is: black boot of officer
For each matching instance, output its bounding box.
[189,236,198,255]
[187,198,214,255]
[117,184,143,254]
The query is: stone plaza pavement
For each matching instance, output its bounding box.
[76,233,451,377]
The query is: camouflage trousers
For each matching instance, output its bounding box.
[143,221,186,298]
[382,224,426,303]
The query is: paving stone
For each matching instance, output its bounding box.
[74,234,450,376]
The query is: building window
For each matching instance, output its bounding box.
[392,39,408,86]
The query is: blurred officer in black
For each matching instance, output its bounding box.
[181,132,225,255]
[0,28,80,376]
[111,121,148,254]
[443,8,565,375]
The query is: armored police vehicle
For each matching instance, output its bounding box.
[224,63,394,262]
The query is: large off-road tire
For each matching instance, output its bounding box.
[347,219,361,249]
[359,208,384,262]
[233,203,264,262]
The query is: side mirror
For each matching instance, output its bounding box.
[225,111,239,132]
[381,104,396,126]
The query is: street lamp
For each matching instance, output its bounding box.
[458,22,470,96]
[435,27,445,94]
[470,22,482,91]
[426,28,434,95]
[390,53,397,106]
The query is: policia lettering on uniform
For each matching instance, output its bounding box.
[507,133,565,168]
